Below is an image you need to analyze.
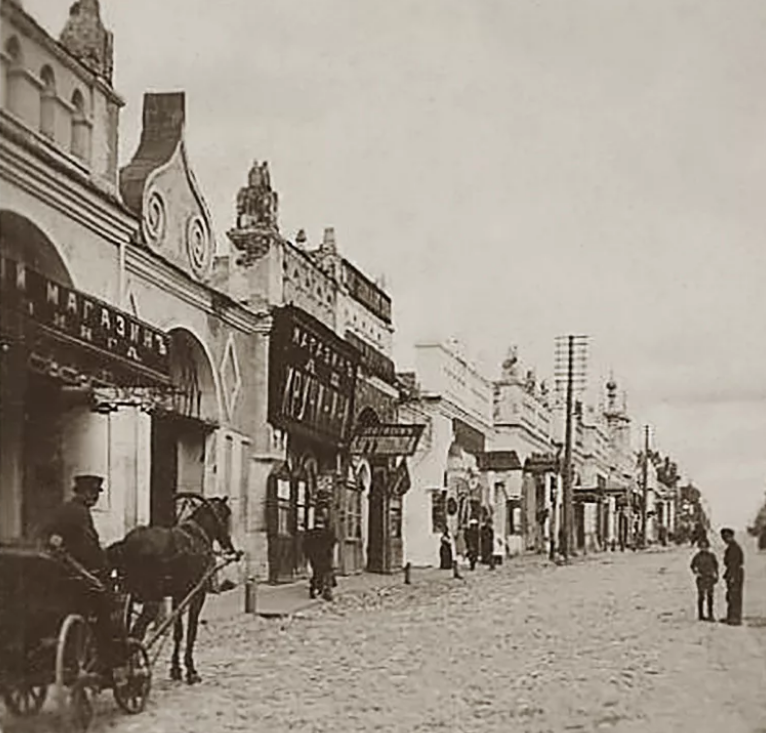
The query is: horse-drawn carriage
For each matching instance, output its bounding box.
[1,492,241,731]
[0,542,151,731]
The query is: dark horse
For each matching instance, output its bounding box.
[107,496,237,684]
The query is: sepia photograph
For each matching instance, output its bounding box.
[0,0,764,731]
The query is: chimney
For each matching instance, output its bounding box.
[60,0,114,83]
[321,227,337,253]
[119,93,185,215]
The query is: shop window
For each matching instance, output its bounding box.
[431,490,447,533]
[39,65,56,139]
[296,480,308,531]
[390,496,402,539]
[276,477,291,535]
[346,487,362,540]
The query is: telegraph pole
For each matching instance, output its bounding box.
[554,335,588,562]
[640,424,650,548]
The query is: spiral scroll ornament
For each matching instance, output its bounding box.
[143,191,167,245]
[186,215,212,278]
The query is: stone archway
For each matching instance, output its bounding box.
[0,210,73,538]
[149,327,220,526]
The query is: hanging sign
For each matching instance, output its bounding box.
[349,423,425,456]
[268,306,359,445]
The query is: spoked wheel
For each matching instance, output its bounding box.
[55,614,99,732]
[3,683,48,716]
[112,638,152,714]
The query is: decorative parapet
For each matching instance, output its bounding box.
[227,160,281,267]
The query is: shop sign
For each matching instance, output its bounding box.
[387,459,411,497]
[0,257,170,381]
[268,306,360,445]
[345,330,395,384]
[341,261,392,324]
[349,423,424,456]
[452,418,485,456]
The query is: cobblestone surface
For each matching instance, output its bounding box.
[4,541,765,733]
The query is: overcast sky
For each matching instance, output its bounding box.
[29,0,766,530]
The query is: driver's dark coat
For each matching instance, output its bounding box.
[43,497,108,577]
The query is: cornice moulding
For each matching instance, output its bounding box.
[1,137,137,246]
[125,245,266,334]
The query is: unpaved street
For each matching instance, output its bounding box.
[6,542,766,733]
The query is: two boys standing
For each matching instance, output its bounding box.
[690,528,744,625]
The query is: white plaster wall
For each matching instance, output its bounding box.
[403,411,452,567]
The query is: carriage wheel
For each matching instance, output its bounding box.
[2,683,47,716]
[55,614,98,732]
[113,638,152,714]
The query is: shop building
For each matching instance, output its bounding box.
[0,0,164,544]
[118,91,266,583]
[308,228,408,575]
[216,169,414,582]
[399,340,495,567]
[492,346,559,555]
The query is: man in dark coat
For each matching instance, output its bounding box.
[480,520,494,566]
[720,528,744,625]
[43,474,118,672]
[464,519,479,570]
[305,513,337,601]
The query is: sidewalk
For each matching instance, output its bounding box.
[201,545,679,622]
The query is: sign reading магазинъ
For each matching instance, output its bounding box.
[268,306,360,445]
[0,257,170,378]
[349,423,425,456]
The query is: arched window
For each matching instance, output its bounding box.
[4,36,23,114]
[70,89,88,161]
[39,65,56,138]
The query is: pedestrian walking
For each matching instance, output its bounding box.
[690,537,718,621]
[720,528,744,625]
[492,533,505,567]
[464,519,479,570]
[305,512,337,601]
[439,529,453,570]
[480,520,494,565]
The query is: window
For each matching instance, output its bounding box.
[39,65,55,138]
[507,499,521,535]
[296,480,307,531]
[390,496,402,539]
[346,487,362,540]
[431,490,447,533]
[4,37,22,113]
[277,478,291,535]
[70,89,87,159]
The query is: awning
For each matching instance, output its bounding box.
[1,256,170,388]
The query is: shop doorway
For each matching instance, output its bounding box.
[149,328,218,527]
[1,210,73,540]
[21,372,64,538]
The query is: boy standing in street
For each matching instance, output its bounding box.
[690,537,718,621]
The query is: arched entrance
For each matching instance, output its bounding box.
[149,327,219,526]
[0,211,73,538]
[265,449,319,584]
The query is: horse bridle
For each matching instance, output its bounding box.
[185,501,232,550]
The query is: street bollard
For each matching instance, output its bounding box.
[404,562,412,585]
[244,576,257,615]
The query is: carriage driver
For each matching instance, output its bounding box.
[43,474,120,677]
